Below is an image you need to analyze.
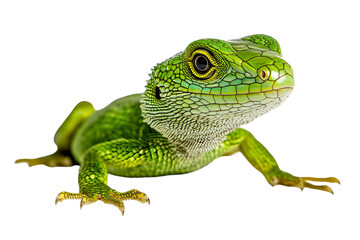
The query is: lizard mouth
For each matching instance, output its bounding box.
[174,73,294,98]
[175,86,293,104]
[167,87,293,117]
[177,86,293,96]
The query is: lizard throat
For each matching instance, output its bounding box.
[140,99,262,159]
[145,118,240,159]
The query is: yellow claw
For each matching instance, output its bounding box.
[101,196,125,215]
[111,189,150,205]
[55,188,149,215]
[55,191,83,205]
[301,177,340,184]
[267,169,340,194]
[299,177,340,194]
[302,182,334,194]
[16,151,73,167]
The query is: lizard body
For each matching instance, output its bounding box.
[16,34,339,214]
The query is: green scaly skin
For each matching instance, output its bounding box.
[16,34,339,215]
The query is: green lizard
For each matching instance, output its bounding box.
[16,34,339,215]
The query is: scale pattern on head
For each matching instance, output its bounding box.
[141,34,294,157]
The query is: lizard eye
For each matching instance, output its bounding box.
[193,54,211,73]
[188,49,217,80]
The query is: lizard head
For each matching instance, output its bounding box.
[141,34,294,156]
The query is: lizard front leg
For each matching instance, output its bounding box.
[224,129,340,193]
[55,139,150,215]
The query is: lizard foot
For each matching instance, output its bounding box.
[15,151,74,167]
[55,185,150,215]
[266,168,340,194]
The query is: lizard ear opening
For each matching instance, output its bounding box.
[155,86,161,100]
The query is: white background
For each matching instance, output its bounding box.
[1,0,359,239]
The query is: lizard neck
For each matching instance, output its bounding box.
[159,121,236,158]
[142,112,246,159]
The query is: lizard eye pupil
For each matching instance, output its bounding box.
[193,54,210,73]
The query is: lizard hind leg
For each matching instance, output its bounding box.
[15,101,95,167]
[15,151,74,167]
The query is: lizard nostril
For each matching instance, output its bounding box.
[261,70,266,80]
